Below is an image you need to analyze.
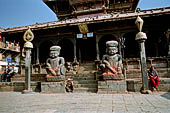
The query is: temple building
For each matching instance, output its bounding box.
[2,0,170,64]
[0,0,170,92]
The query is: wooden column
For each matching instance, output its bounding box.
[96,35,100,60]
[114,32,125,57]
[165,30,170,56]
[36,46,40,64]
[73,39,77,62]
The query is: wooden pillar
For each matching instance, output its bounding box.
[165,30,170,56]
[139,40,148,90]
[79,48,81,63]
[73,39,77,62]
[96,35,100,60]
[36,46,40,64]
[114,33,125,57]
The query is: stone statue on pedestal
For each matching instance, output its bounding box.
[99,41,124,80]
[46,46,65,81]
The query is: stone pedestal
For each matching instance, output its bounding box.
[126,79,142,92]
[98,80,126,94]
[41,81,65,93]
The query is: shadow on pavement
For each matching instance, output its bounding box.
[160,92,170,100]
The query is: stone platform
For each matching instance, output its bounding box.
[126,78,170,92]
[41,82,65,93]
[2,92,170,113]
[98,80,127,94]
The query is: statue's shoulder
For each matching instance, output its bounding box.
[46,58,51,62]
[117,54,122,58]
[58,57,65,60]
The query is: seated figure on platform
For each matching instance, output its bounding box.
[100,41,123,79]
[46,46,65,81]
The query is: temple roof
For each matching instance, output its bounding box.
[3,6,170,33]
[0,28,4,32]
[69,0,103,5]
[43,0,140,20]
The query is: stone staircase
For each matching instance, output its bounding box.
[66,62,97,93]
[125,57,170,92]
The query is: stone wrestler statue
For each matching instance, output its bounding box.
[46,46,65,76]
[101,40,123,76]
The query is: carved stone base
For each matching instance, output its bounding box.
[46,75,65,82]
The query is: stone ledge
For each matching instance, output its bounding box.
[0,81,40,92]
[126,78,170,92]
[41,82,65,93]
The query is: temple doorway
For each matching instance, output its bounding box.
[58,39,74,62]
[77,37,96,63]
[39,40,53,64]
[98,34,117,59]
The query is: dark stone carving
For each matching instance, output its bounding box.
[46,46,66,81]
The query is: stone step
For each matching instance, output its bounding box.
[73,80,97,84]
[11,74,46,82]
[72,77,95,80]
[67,73,95,77]
[73,84,97,88]
[126,73,170,79]
[80,62,95,66]
[77,67,96,73]
[80,65,95,68]
[126,68,170,74]
[126,77,170,92]
[73,88,97,93]
[66,75,95,80]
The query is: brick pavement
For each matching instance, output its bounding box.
[0,92,170,113]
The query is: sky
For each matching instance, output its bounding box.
[0,0,170,29]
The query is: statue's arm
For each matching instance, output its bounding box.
[60,57,65,65]
[102,55,110,66]
[101,55,117,74]
[59,57,66,75]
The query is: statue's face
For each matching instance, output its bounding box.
[50,50,60,58]
[107,47,117,55]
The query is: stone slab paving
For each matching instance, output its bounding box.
[0,92,170,113]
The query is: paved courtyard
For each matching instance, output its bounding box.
[0,92,170,113]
